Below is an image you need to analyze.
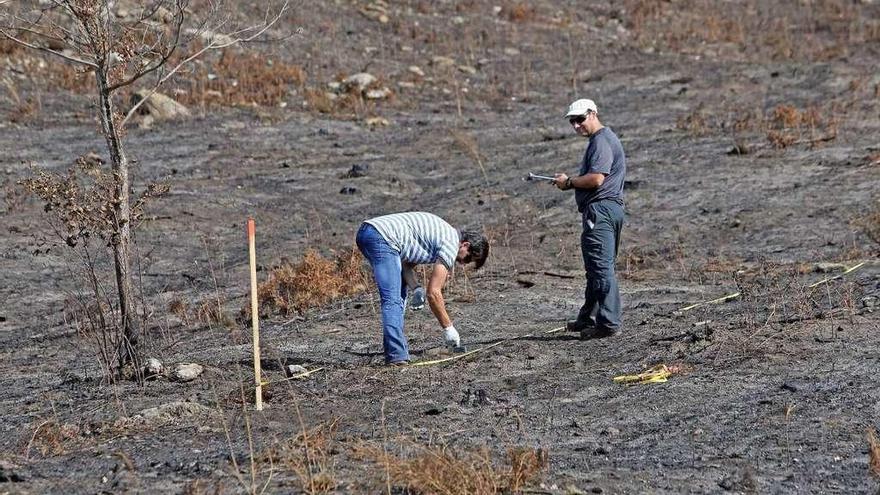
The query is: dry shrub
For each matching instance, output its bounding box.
[355,442,547,494]
[174,48,305,108]
[196,299,233,328]
[506,4,536,23]
[765,104,834,149]
[168,298,190,325]
[676,106,709,136]
[26,420,80,457]
[256,248,367,315]
[868,427,880,478]
[263,420,339,494]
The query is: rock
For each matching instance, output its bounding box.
[397,81,416,89]
[365,87,392,100]
[339,186,358,195]
[286,364,308,377]
[144,358,164,380]
[457,65,477,75]
[342,73,377,92]
[341,164,369,178]
[171,363,203,382]
[504,47,520,56]
[408,65,425,77]
[862,296,877,308]
[130,90,191,121]
[365,117,390,127]
[327,81,342,91]
[0,459,27,482]
[431,56,456,67]
[423,403,446,415]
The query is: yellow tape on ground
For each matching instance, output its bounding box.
[613,364,671,385]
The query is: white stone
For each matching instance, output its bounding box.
[431,56,456,67]
[144,358,164,379]
[342,73,377,92]
[172,363,204,382]
[365,87,392,100]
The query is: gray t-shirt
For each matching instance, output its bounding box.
[575,127,626,213]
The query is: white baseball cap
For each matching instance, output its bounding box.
[564,98,598,118]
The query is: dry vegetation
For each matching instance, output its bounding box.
[869,427,880,479]
[254,249,368,316]
[354,441,547,494]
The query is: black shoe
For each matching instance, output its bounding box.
[580,327,617,340]
[566,318,596,332]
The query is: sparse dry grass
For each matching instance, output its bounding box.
[868,427,880,478]
[625,0,879,62]
[25,420,80,458]
[254,248,367,316]
[354,441,547,495]
[263,419,340,494]
[175,49,306,108]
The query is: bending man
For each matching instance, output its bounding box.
[553,98,626,339]
[355,212,489,364]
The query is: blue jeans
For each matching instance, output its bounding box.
[355,223,409,363]
[577,199,624,331]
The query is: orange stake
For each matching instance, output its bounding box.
[247,218,263,411]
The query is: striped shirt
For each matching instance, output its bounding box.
[365,212,460,268]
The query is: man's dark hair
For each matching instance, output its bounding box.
[460,230,489,270]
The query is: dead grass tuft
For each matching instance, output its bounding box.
[26,420,80,457]
[196,299,233,328]
[174,49,305,108]
[354,441,547,494]
[868,427,880,478]
[263,419,340,494]
[506,4,536,23]
[255,248,367,316]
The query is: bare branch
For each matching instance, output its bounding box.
[119,0,290,128]
[106,1,188,92]
[0,28,97,67]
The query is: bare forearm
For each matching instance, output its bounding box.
[570,173,604,189]
[428,291,452,328]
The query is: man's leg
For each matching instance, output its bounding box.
[581,202,622,335]
[568,210,599,332]
[356,225,410,363]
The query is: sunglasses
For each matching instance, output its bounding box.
[569,115,587,125]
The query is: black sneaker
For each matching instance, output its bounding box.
[580,327,617,340]
[566,318,596,332]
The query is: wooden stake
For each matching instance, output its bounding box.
[247,218,263,411]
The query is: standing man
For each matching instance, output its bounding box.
[553,99,626,339]
[355,212,490,365]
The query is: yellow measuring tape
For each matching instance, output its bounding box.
[612,364,671,385]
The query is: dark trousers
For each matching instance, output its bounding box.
[576,200,624,331]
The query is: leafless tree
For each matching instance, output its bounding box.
[1,0,289,374]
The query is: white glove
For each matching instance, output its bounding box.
[411,286,426,310]
[443,325,460,349]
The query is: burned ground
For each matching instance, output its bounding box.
[1,1,879,493]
